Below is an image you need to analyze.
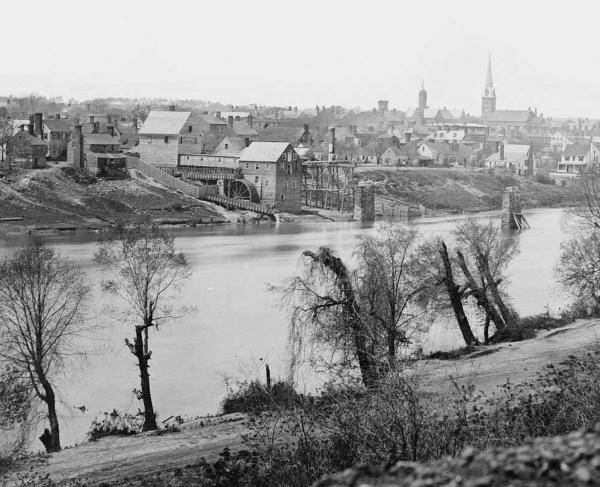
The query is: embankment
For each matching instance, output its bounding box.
[355,167,586,213]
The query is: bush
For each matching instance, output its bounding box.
[86,409,145,441]
[535,173,554,185]
[221,380,302,414]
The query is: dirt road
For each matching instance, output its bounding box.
[8,319,600,485]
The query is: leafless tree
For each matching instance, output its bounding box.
[0,117,14,169]
[355,223,431,364]
[557,228,600,314]
[453,219,519,331]
[95,222,191,431]
[0,238,89,452]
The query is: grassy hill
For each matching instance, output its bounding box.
[355,167,586,212]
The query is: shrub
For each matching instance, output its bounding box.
[535,173,554,185]
[221,380,302,414]
[86,409,145,441]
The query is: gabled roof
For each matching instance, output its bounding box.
[239,142,291,163]
[198,113,226,126]
[232,121,257,136]
[139,110,191,135]
[214,136,248,156]
[383,145,409,156]
[422,141,452,155]
[255,126,307,143]
[86,134,122,145]
[43,119,73,132]
[13,131,47,146]
[563,143,590,157]
[486,144,530,162]
[482,110,531,123]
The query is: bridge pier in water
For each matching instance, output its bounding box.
[502,187,530,230]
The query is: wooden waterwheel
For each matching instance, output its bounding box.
[226,179,260,202]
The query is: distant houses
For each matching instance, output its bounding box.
[485,144,533,176]
[10,128,47,169]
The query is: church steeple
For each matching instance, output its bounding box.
[418,79,427,110]
[481,54,496,116]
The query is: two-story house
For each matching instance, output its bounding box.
[557,142,600,176]
[10,126,47,169]
[69,125,125,176]
[42,117,73,160]
[238,142,302,213]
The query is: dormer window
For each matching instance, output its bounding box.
[188,126,192,132]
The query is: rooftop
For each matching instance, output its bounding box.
[239,142,291,163]
[139,110,191,135]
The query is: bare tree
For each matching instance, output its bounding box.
[557,228,600,314]
[453,219,519,330]
[355,223,431,365]
[285,247,378,388]
[0,238,89,452]
[0,117,14,169]
[95,222,191,431]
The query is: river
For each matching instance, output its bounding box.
[0,208,574,448]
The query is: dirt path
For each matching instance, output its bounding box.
[8,319,600,485]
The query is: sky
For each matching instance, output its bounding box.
[3,0,600,118]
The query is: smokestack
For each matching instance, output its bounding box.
[29,115,35,135]
[34,113,42,137]
[248,114,253,128]
[73,125,84,169]
[168,105,175,112]
[329,127,336,160]
[132,118,138,134]
[499,143,505,161]
[228,115,234,130]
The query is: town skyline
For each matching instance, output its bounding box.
[3,0,600,119]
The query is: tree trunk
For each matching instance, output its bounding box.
[439,241,478,346]
[135,326,157,431]
[480,260,516,328]
[456,251,505,332]
[303,249,378,387]
[38,373,61,452]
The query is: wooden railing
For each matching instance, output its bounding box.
[202,194,277,217]
[127,157,217,199]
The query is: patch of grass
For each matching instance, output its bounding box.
[221,380,303,414]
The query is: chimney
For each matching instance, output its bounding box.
[378,100,389,116]
[29,115,35,135]
[329,127,336,160]
[55,113,61,120]
[93,121,99,134]
[132,117,138,134]
[34,113,42,137]
[168,104,175,111]
[248,114,253,128]
[244,137,250,147]
[73,125,84,169]
[499,143,505,161]
[107,125,115,137]
[228,115,234,130]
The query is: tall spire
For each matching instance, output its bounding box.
[485,53,493,90]
[421,78,424,91]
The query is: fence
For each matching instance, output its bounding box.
[127,156,217,199]
[202,194,277,217]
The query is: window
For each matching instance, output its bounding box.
[254,176,260,183]
[292,152,297,161]
[291,181,296,189]
[280,162,285,170]
[225,143,229,149]
[265,179,269,186]
[266,164,270,171]
[164,136,169,144]
[179,137,183,143]
[280,193,285,200]
[579,156,584,162]
[284,181,288,189]
[148,137,152,144]
[188,126,192,132]
[255,163,260,170]
[287,165,291,174]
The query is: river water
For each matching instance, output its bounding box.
[0,208,573,448]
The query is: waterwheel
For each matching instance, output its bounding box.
[226,179,260,202]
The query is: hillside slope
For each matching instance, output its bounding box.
[355,168,586,212]
[0,165,227,232]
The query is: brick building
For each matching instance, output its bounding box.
[68,125,125,176]
[41,117,73,160]
[238,142,302,213]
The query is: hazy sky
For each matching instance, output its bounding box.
[3,0,600,118]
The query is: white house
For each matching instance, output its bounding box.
[485,144,532,176]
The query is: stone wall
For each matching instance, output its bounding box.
[354,185,375,222]
[501,186,522,230]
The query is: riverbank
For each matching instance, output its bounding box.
[0,165,587,234]
[6,318,600,486]
[355,167,587,213]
